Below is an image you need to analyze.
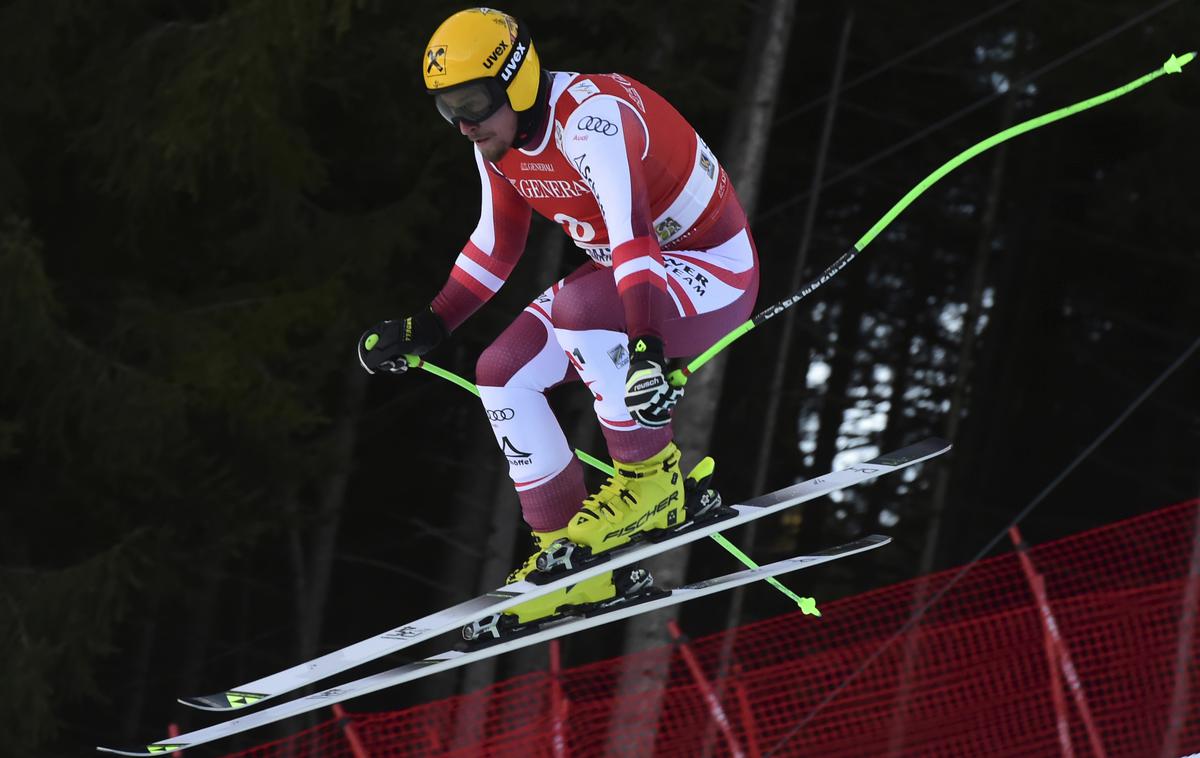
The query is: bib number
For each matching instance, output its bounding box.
[553,213,596,243]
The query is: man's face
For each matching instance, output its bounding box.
[458,104,518,162]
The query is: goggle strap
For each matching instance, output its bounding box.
[494,21,532,88]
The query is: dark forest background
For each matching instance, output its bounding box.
[1,1,1197,755]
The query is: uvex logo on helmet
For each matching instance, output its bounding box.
[500,42,527,83]
[482,40,507,69]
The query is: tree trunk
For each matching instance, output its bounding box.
[885,83,1014,757]
[604,2,798,754]
[174,568,221,732]
[120,605,158,743]
[700,14,853,755]
[802,264,869,548]
[411,408,497,708]
[447,471,522,751]
[294,365,367,662]
[286,364,366,753]
[1159,492,1200,758]
[450,225,566,748]
[868,296,920,551]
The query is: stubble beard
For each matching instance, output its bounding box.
[479,140,510,162]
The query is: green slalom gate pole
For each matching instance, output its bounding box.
[666,52,1195,388]
[396,51,1193,613]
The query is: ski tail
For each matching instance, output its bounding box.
[178,690,268,710]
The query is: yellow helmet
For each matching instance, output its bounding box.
[423,8,542,124]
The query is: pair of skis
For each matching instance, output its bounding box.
[97,437,949,756]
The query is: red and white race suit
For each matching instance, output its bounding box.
[429,71,761,531]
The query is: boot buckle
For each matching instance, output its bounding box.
[535,538,593,575]
[462,613,502,642]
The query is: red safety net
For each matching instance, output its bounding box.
[225,499,1200,757]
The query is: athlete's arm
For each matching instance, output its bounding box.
[430,148,532,332]
[559,97,672,341]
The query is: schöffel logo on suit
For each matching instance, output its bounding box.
[486,408,515,421]
[501,437,532,464]
[499,42,527,82]
[577,116,619,136]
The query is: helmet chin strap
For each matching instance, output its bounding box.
[511,72,552,150]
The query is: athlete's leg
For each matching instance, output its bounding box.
[475,272,623,627]
[475,307,583,532]
[547,231,758,552]
[658,227,760,356]
[550,228,760,459]
[550,270,673,463]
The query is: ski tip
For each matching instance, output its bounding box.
[849,534,890,553]
[866,437,950,467]
[97,743,188,756]
[810,534,891,559]
[178,690,266,711]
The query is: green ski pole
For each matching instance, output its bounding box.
[667,52,1195,388]
[386,51,1194,613]
[404,354,816,610]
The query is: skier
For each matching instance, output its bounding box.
[358,8,760,628]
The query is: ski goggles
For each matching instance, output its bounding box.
[431,79,509,126]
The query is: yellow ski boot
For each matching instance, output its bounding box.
[532,454,724,579]
[566,441,687,554]
[461,528,653,643]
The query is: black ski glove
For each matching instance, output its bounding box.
[357,308,447,375]
[624,335,684,428]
